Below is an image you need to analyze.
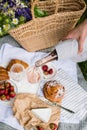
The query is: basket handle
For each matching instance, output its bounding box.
[31,0,59,20]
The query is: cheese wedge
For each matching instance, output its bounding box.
[31,108,52,123]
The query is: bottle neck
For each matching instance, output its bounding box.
[46,49,58,62]
[35,49,58,67]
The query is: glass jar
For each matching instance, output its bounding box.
[10,63,24,81]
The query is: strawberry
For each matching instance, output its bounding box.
[37,126,43,130]
[0,84,5,90]
[48,68,53,74]
[49,123,58,130]
[6,95,10,100]
[4,89,8,95]
[10,86,14,91]
[42,65,48,72]
[0,89,5,95]
[43,71,49,75]
[0,95,6,101]
[5,82,11,88]
[38,128,43,130]
[10,91,16,98]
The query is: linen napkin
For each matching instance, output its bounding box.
[0,43,85,130]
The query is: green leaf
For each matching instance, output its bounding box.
[19,16,25,24]
[0,15,3,22]
[34,6,48,18]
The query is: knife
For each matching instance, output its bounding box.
[39,96,75,114]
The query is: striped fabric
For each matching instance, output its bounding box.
[38,69,87,124]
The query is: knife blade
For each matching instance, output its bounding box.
[39,96,75,114]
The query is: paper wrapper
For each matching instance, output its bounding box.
[12,93,61,130]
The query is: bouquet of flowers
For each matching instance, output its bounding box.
[0,0,48,37]
[0,0,32,37]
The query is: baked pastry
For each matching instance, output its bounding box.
[0,66,9,81]
[43,80,65,102]
[6,59,29,71]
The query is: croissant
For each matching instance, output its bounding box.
[6,59,29,71]
[0,66,9,81]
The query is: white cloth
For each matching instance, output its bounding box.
[0,43,86,130]
[55,70,87,124]
[38,69,87,124]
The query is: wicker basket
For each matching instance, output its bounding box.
[9,0,86,52]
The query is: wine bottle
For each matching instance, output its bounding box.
[35,49,58,67]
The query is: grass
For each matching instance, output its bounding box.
[78,0,87,81]
[79,61,87,81]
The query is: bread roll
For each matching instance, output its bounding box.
[43,80,65,102]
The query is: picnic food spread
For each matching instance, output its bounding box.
[0,58,65,130]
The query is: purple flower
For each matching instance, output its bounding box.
[0,0,7,4]
[8,1,16,7]
[0,0,32,37]
[15,7,32,21]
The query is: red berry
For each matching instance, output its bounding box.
[0,89,5,95]
[4,89,8,95]
[10,91,16,98]
[50,123,58,130]
[48,68,53,74]
[0,95,6,101]
[37,126,43,130]
[6,95,10,100]
[5,82,11,88]
[43,71,49,75]
[10,86,14,91]
[38,128,43,130]
[0,85,5,90]
[42,65,48,72]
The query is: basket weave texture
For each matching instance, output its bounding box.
[9,0,86,52]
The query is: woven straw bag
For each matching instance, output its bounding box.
[9,0,86,52]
